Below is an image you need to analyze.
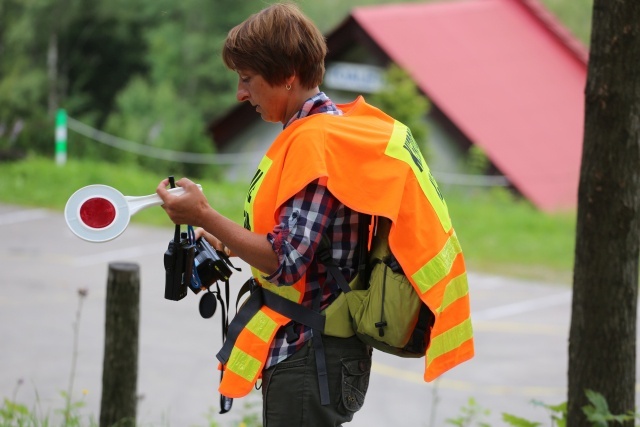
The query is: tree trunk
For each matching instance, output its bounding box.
[568,1,640,426]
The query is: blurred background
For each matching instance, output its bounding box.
[1,0,606,426]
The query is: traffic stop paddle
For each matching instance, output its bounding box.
[64,184,200,242]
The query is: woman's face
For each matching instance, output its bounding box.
[235,69,290,124]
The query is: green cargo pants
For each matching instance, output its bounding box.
[261,334,372,427]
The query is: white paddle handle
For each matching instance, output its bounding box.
[125,184,203,216]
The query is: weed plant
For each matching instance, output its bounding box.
[444,392,638,427]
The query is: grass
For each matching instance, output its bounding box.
[539,0,594,45]
[446,187,576,284]
[2,155,246,226]
[1,155,576,284]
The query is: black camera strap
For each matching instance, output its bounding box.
[168,176,186,299]
[214,278,233,414]
[166,176,234,413]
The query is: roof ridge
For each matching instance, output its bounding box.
[514,0,589,64]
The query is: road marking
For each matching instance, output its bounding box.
[0,209,49,225]
[472,291,572,321]
[473,320,566,335]
[372,361,565,396]
[373,361,640,397]
[72,243,163,267]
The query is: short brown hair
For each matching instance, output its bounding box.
[222,3,327,89]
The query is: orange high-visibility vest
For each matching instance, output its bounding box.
[218,96,474,398]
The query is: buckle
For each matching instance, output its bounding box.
[284,322,300,343]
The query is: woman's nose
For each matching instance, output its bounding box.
[236,85,249,102]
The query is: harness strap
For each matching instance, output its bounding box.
[217,279,326,364]
[262,289,326,331]
[216,279,233,413]
[405,303,435,354]
[317,213,371,294]
[311,283,330,405]
[217,278,264,364]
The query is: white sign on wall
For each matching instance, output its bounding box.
[324,62,384,93]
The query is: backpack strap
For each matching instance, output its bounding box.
[316,213,371,294]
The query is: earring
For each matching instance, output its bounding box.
[285,84,291,91]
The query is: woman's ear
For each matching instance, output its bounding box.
[286,74,296,88]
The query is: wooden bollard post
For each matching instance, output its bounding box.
[100,262,140,427]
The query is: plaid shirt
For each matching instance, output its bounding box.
[263,92,360,368]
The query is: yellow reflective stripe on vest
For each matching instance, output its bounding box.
[226,347,263,383]
[439,273,469,314]
[260,278,302,301]
[244,155,273,232]
[412,233,463,294]
[246,309,279,342]
[384,121,451,232]
[426,318,473,361]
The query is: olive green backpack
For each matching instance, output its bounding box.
[319,216,435,357]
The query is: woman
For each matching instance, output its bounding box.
[157,3,476,425]
[157,3,372,426]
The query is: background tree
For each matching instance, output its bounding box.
[568,1,639,425]
[369,64,431,160]
[0,0,594,174]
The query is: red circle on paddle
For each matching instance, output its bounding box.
[79,197,116,229]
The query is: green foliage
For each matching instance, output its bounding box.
[446,397,492,427]
[502,400,566,427]
[501,390,638,427]
[0,0,254,172]
[141,0,253,118]
[368,64,431,160]
[582,389,636,426]
[56,391,90,427]
[61,5,149,125]
[465,145,490,175]
[502,413,542,427]
[529,400,567,427]
[102,77,219,178]
[539,0,593,44]
[0,398,40,426]
[0,67,47,120]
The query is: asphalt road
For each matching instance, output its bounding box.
[1,203,638,426]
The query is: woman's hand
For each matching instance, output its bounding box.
[156,177,213,227]
[157,177,278,274]
[195,228,234,256]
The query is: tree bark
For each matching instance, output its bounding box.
[100,262,140,427]
[568,1,640,426]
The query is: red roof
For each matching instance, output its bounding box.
[352,0,588,211]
